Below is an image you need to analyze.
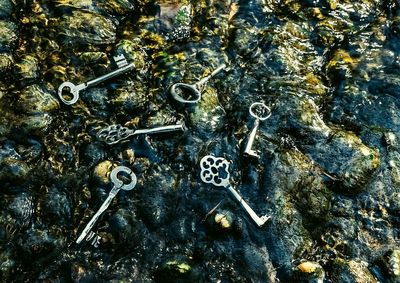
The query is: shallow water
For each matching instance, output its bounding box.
[1,0,400,282]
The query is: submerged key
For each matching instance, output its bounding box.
[58,55,135,105]
[97,122,186,145]
[76,166,137,244]
[199,155,270,227]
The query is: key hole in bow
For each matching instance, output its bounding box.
[116,171,132,185]
[175,85,198,101]
[211,165,228,184]
[61,86,73,101]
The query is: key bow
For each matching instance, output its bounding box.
[200,155,230,187]
[97,124,132,145]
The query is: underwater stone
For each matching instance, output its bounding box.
[93,160,115,185]
[43,186,71,225]
[0,52,12,72]
[15,54,39,81]
[58,10,116,45]
[0,20,17,51]
[18,85,60,114]
[16,113,52,133]
[377,249,400,280]
[96,0,135,15]
[295,261,325,283]
[0,0,13,19]
[331,259,378,283]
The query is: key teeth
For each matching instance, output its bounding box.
[257,215,271,227]
[114,54,128,68]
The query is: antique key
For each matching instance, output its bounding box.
[199,155,270,227]
[97,122,186,145]
[76,166,137,244]
[58,55,135,105]
[170,63,227,104]
[244,102,271,158]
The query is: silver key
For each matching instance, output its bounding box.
[170,63,227,104]
[199,155,270,227]
[76,166,137,244]
[97,122,186,145]
[58,55,135,105]
[244,102,271,158]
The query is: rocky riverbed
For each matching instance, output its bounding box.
[0,0,400,282]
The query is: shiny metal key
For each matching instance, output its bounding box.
[244,102,271,158]
[199,155,270,227]
[76,166,137,244]
[97,122,186,145]
[170,63,227,104]
[58,55,135,105]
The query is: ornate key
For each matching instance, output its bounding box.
[97,123,186,145]
[244,102,271,158]
[58,55,135,105]
[76,166,137,244]
[170,63,227,104]
[199,155,270,227]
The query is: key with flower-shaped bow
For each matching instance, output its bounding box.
[199,155,270,227]
[97,122,186,145]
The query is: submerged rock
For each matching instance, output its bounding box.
[58,10,116,45]
[0,20,17,51]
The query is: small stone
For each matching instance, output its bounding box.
[93,160,115,185]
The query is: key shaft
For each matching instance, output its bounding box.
[244,119,260,158]
[76,187,120,244]
[82,63,134,90]
[193,63,227,89]
[225,184,270,227]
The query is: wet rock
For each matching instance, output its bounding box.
[14,113,52,134]
[15,54,40,81]
[331,259,378,283]
[0,0,14,19]
[294,261,325,283]
[18,85,59,114]
[376,249,400,282]
[0,143,31,182]
[9,192,34,227]
[58,10,117,45]
[96,0,135,15]
[17,227,63,259]
[42,186,72,226]
[109,208,139,244]
[93,160,115,185]
[0,20,17,51]
[0,52,13,72]
[111,80,148,114]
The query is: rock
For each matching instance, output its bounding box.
[0,20,17,51]
[18,85,60,114]
[58,10,116,45]
[0,0,14,19]
[331,259,378,283]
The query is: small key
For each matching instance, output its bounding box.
[76,166,137,244]
[58,55,135,105]
[244,102,271,158]
[199,155,270,227]
[170,63,227,104]
[97,122,186,145]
